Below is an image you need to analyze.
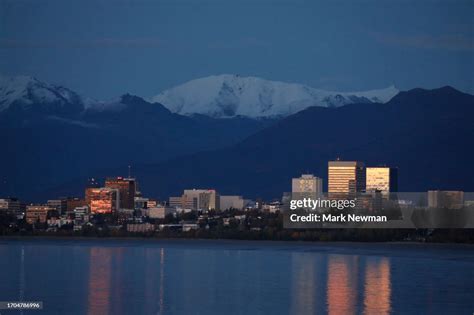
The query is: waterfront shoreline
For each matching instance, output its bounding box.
[1,235,474,249]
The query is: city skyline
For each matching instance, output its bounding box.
[1,1,473,314]
[3,158,469,210]
[1,158,472,232]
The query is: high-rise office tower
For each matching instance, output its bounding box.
[88,188,119,214]
[292,174,323,197]
[328,161,366,194]
[366,167,398,194]
[105,177,136,210]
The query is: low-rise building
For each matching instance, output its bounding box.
[157,223,199,231]
[169,196,193,209]
[262,201,283,213]
[74,206,90,219]
[26,205,55,224]
[182,223,199,232]
[147,199,158,208]
[170,189,220,211]
[66,198,87,213]
[47,217,73,228]
[134,197,149,210]
[428,190,464,209]
[47,199,67,215]
[158,224,183,231]
[220,195,245,210]
[127,223,155,233]
[0,198,22,214]
[146,206,175,219]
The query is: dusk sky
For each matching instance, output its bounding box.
[1,0,473,99]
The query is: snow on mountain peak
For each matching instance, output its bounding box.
[151,74,399,118]
[0,74,90,112]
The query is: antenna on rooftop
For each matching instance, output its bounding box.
[128,165,131,178]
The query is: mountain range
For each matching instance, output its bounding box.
[1,74,398,118]
[1,74,472,202]
[0,75,276,200]
[151,74,398,118]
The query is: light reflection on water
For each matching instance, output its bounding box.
[363,258,391,315]
[87,247,112,315]
[327,255,360,315]
[0,240,473,315]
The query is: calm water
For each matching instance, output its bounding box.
[0,239,473,315]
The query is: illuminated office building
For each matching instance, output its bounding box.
[85,188,96,207]
[328,161,366,194]
[88,188,119,214]
[169,196,191,209]
[170,189,220,210]
[105,177,136,210]
[26,205,55,224]
[292,174,323,197]
[85,178,101,209]
[366,167,398,194]
[184,189,219,211]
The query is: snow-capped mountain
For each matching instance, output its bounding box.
[151,74,399,118]
[0,75,144,116]
[0,75,96,114]
[0,74,399,119]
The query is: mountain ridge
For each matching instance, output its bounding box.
[0,85,276,201]
[151,74,399,118]
[1,74,400,119]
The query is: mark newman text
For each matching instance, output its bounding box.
[289,213,387,223]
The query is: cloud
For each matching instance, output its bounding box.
[372,32,474,52]
[0,37,163,49]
